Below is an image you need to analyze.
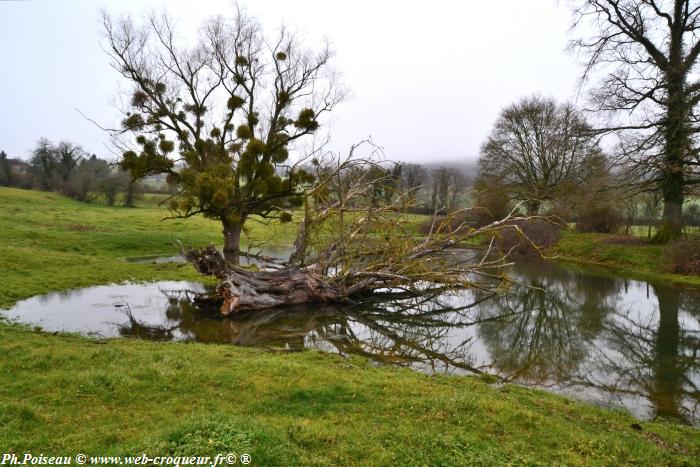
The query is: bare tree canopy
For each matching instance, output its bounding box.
[102,7,344,262]
[570,0,700,241]
[398,163,428,206]
[55,142,84,180]
[478,95,598,215]
[29,138,59,192]
[430,166,467,214]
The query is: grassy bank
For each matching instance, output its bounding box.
[1,323,699,465]
[1,187,699,464]
[550,230,700,287]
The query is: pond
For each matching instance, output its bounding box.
[2,258,699,425]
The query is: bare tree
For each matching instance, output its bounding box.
[398,162,427,209]
[29,138,57,191]
[0,151,12,187]
[430,167,466,213]
[570,0,700,241]
[54,141,84,183]
[102,7,343,262]
[478,96,599,215]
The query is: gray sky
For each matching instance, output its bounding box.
[0,0,580,162]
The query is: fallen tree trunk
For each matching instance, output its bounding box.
[178,209,551,315]
[181,244,459,315]
[183,245,342,315]
[181,242,487,315]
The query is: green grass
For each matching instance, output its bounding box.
[550,230,700,286]
[0,187,296,308]
[625,223,700,239]
[1,323,699,465]
[1,187,699,464]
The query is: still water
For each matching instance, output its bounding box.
[3,259,699,425]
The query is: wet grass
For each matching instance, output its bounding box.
[550,230,700,287]
[1,187,700,464]
[1,323,699,465]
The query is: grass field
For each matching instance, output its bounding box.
[625,224,700,239]
[3,323,699,465]
[1,187,699,465]
[0,188,297,308]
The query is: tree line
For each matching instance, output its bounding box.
[0,136,472,214]
[0,138,144,206]
[102,1,700,252]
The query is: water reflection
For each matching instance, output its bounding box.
[3,262,700,424]
[578,285,700,423]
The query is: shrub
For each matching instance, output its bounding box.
[472,178,512,227]
[665,239,700,275]
[685,204,700,227]
[489,218,562,257]
[576,204,623,233]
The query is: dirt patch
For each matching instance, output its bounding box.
[67,223,106,233]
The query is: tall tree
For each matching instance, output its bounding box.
[398,162,427,208]
[102,8,343,261]
[54,141,84,182]
[478,96,598,215]
[430,167,466,213]
[29,138,57,191]
[0,151,12,187]
[570,0,700,241]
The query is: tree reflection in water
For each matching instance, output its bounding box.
[477,261,621,384]
[578,285,700,423]
[119,290,515,375]
[116,261,700,424]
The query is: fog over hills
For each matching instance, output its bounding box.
[419,160,479,178]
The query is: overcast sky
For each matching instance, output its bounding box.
[0,0,581,163]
